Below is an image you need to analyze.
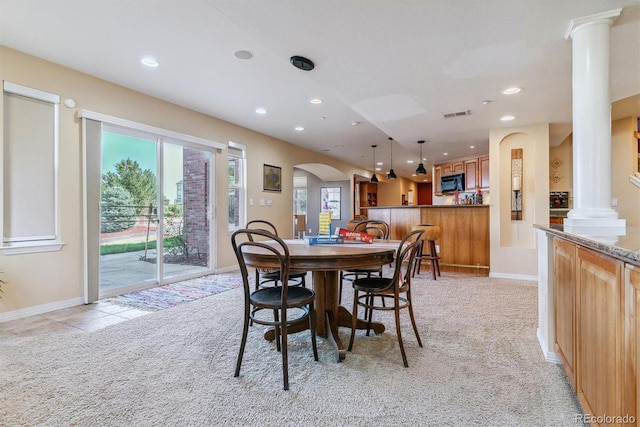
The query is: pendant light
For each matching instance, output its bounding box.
[415,140,427,175]
[387,137,397,179]
[370,144,379,183]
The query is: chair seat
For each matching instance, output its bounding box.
[250,286,315,308]
[346,266,381,273]
[352,277,394,293]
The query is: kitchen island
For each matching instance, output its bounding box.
[535,224,640,424]
[365,205,489,276]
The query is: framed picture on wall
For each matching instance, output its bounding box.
[263,164,282,192]
[321,187,341,220]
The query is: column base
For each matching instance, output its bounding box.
[563,217,626,244]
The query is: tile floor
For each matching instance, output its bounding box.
[0,301,151,339]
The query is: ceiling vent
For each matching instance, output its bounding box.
[443,110,471,119]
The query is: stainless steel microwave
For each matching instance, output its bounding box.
[441,173,465,193]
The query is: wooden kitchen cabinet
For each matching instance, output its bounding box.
[441,161,463,176]
[553,238,577,389]
[553,235,633,425]
[451,161,464,174]
[576,247,624,421]
[464,158,478,191]
[434,166,442,195]
[624,264,640,424]
[434,154,489,195]
[479,155,490,189]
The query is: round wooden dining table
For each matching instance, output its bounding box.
[240,239,398,361]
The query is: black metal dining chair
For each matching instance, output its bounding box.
[246,220,308,290]
[231,228,318,390]
[347,229,424,367]
[338,220,390,303]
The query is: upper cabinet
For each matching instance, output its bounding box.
[479,155,490,189]
[434,154,489,195]
[465,158,478,190]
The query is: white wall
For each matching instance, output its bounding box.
[489,124,550,279]
[0,46,372,318]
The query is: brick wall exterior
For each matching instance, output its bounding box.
[182,148,209,260]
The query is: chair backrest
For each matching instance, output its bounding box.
[391,229,424,289]
[346,219,364,230]
[355,220,390,239]
[246,220,278,235]
[361,225,388,239]
[231,228,291,298]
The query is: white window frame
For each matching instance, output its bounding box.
[1,81,63,255]
[228,141,246,231]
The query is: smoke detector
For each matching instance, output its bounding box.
[290,55,315,71]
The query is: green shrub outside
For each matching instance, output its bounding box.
[100,236,183,256]
[101,186,137,233]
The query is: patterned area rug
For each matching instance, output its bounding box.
[105,273,248,311]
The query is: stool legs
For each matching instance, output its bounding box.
[427,240,440,280]
[412,239,440,280]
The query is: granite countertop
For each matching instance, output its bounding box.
[534,224,640,267]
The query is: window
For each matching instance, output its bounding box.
[293,175,307,215]
[2,81,63,254]
[228,142,246,230]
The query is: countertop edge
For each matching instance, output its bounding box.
[365,204,489,209]
[534,224,640,267]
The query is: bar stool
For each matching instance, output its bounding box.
[412,224,441,280]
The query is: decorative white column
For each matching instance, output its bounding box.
[564,8,625,234]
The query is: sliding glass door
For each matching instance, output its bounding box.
[97,127,214,298]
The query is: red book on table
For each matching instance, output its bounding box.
[336,227,374,243]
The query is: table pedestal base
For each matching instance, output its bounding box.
[263,270,385,362]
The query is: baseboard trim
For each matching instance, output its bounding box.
[216,265,240,274]
[537,328,562,364]
[489,272,538,281]
[0,297,84,323]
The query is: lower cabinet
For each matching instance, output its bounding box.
[625,265,640,423]
[575,247,623,422]
[553,238,576,388]
[553,237,636,425]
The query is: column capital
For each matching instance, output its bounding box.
[564,8,622,40]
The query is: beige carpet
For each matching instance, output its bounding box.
[0,272,583,426]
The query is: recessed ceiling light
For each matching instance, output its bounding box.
[444,153,448,156]
[255,107,267,114]
[470,145,475,149]
[310,98,323,104]
[502,87,522,95]
[482,100,491,105]
[295,126,305,131]
[141,56,160,68]
[375,167,381,171]
[233,50,254,60]
[407,160,414,164]
[501,115,516,121]
[351,121,361,126]
[376,162,383,166]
